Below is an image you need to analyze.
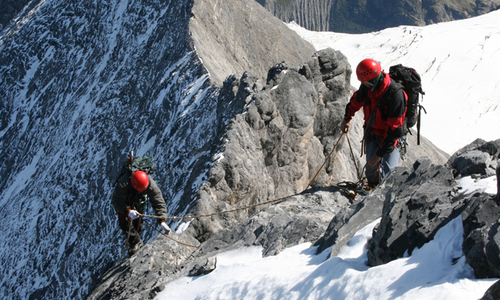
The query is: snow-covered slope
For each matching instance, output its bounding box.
[155,190,496,300]
[157,203,497,300]
[1,0,498,299]
[289,10,500,154]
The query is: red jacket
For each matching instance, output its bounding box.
[344,72,407,156]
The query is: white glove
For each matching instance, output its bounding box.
[160,222,171,234]
[128,209,140,220]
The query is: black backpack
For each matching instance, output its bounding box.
[388,64,426,144]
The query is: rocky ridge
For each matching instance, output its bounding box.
[183,48,448,243]
[89,133,500,300]
[0,0,494,299]
[88,48,458,299]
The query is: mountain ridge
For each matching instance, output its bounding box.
[255,0,500,33]
[0,0,490,299]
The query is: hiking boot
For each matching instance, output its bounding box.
[364,183,378,192]
[128,236,143,256]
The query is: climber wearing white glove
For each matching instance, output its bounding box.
[127,209,140,220]
[112,163,169,256]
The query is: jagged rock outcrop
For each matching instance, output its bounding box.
[183,47,448,243]
[481,279,500,300]
[366,158,462,266]
[0,0,465,298]
[447,138,500,178]
[87,47,451,298]
[366,139,500,273]
[452,140,500,278]
[183,48,354,242]
[317,138,500,278]
[87,232,200,300]
[314,190,384,257]
[256,0,500,33]
[498,162,500,202]
[462,193,500,278]
[87,184,353,299]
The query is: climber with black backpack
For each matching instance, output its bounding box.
[388,64,426,146]
[341,59,407,186]
[112,152,170,256]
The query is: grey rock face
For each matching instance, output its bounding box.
[462,194,500,278]
[183,46,449,252]
[87,231,201,300]
[0,0,459,298]
[190,0,315,85]
[0,0,315,299]
[362,140,500,276]
[87,187,351,300]
[497,162,500,201]
[451,150,492,177]
[314,192,384,257]
[184,48,360,242]
[448,138,500,178]
[481,279,500,300]
[366,159,462,266]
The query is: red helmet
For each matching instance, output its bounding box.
[356,59,382,82]
[131,171,149,192]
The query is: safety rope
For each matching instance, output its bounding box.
[119,219,133,263]
[142,219,199,248]
[346,133,362,181]
[130,132,382,251]
[137,192,294,221]
[307,132,346,191]
[138,132,348,223]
